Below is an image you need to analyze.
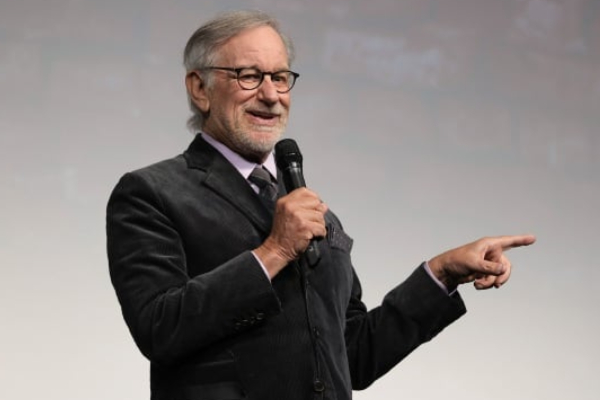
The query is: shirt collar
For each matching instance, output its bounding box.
[200,132,277,181]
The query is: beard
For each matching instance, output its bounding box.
[231,126,282,158]
[227,106,288,163]
[202,98,289,163]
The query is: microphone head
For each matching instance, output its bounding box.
[275,139,303,170]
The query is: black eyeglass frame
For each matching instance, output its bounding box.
[200,67,300,93]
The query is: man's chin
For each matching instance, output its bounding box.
[248,129,283,148]
[230,131,281,162]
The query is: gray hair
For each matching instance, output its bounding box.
[183,10,295,132]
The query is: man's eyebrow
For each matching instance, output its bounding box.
[236,65,291,71]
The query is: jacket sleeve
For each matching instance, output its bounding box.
[106,172,281,366]
[344,264,467,390]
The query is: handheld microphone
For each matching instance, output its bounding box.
[275,139,321,267]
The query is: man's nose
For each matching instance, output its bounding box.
[256,76,280,104]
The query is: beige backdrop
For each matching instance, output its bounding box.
[1,0,599,399]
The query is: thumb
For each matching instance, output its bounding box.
[481,260,505,276]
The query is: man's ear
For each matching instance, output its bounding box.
[185,71,210,112]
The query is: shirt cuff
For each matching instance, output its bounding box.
[422,261,457,296]
[251,251,272,282]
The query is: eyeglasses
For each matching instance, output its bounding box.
[202,67,299,93]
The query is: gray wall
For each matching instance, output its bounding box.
[1,0,599,399]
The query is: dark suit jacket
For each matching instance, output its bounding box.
[107,135,466,400]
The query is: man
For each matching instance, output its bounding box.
[107,10,535,400]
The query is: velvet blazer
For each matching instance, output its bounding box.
[107,135,466,400]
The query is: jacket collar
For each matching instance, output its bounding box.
[183,134,276,235]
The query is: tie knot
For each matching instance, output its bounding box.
[249,166,275,189]
[249,166,278,204]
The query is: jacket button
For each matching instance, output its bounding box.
[313,379,325,392]
[256,312,265,321]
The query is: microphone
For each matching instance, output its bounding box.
[275,139,321,267]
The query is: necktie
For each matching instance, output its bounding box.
[248,166,278,209]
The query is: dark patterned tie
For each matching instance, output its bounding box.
[248,166,278,209]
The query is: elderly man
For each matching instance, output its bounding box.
[107,10,535,400]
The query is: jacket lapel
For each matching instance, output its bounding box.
[184,135,274,235]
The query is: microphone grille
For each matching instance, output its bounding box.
[275,139,303,170]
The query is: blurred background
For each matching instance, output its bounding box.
[1,0,598,399]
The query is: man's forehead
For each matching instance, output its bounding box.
[215,26,289,66]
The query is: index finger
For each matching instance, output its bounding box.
[494,234,536,250]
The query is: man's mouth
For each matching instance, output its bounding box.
[247,110,280,126]
[248,110,278,120]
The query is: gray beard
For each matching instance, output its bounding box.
[230,129,283,163]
